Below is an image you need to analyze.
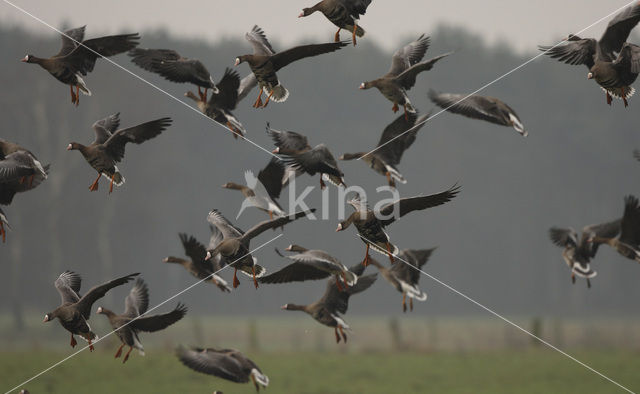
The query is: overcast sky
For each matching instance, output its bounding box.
[0,0,636,53]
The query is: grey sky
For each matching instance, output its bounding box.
[0,0,635,53]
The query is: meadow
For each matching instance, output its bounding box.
[3,349,639,393]
[2,315,639,393]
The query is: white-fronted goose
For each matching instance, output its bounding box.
[184,68,246,138]
[96,278,187,363]
[428,90,527,137]
[539,3,640,106]
[163,232,231,293]
[205,209,316,288]
[259,245,358,290]
[549,220,620,288]
[129,48,219,100]
[359,34,451,119]
[235,25,347,108]
[299,0,372,46]
[266,123,312,187]
[22,26,139,106]
[67,113,172,193]
[588,195,640,262]
[369,248,435,311]
[0,139,49,205]
[336,185,460,265]
[44,271,139,351]
[281,262,376,343]
[340,112,429,187]
[222,170,285,220]
[0,208,9,243]
[280,144,346,189]
[177,346,269,391]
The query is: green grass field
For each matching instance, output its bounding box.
[2,349,639,394]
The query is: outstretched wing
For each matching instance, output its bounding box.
[54,271,82,304]
[92,113,120,144]
[378,185,461,227]
[242,210,315,242]
[245,25,276,56]
[538,37,597,68]
[130,303,187,332]
[75,273,139,319]
[103,117,172,162]
[395,52,452,89]
[123,278,149,318]
[55,26,86,57]
[270,42,348,72]
[387,34,430,77]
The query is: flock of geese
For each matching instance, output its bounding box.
[2,0,640,392]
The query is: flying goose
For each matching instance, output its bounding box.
[44,271,139,350]
[359,34,451,119]
[336,185,460,265]
[340,112,430,187]
[299,0,372,46]
[539,3,640,106]
[281,262,376,343]
[22,26,139,106]
[67,113,172,193]
[205,209,316,288]
[177,346,269,391]
[428,90,527,137]
[235,25,347,108]
[96,278,187,363]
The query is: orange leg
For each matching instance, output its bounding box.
[269,211,274,220]
[89,173,101,192]
[114,343,125,358]
[28,175,34,187]
[385,172,397,188]
[69,85,77,105]
[334,327,341,343]
[402,293,407,312]
[341,271,350,287]
[339,325,347,343]
[122,346,132,363]
[226,122,239,139]
[252,266,259,289]
[70,333,77,348]
[362,243,370,266]
[621,87,629,107]
[233,268,240,288]
[335,277,344,292]
[0,222,5,243]
[571,272,576,284]
[75,85,80,106]
[320,177,326,190]
[352,25,357,46]
[253,90,263,108]
[334,28,341,42]
[263,90,275,108]
[392,102,399,113]
[403,104,409,121]
[87,337,94,352]
[386,243,395,264]
[606,91,612,106]
[109,174,115,194]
